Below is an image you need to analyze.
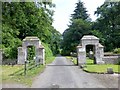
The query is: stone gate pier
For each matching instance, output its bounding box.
[77,35,104,66]
[17,37,45,65]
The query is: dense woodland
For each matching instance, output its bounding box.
[1,1,120,60]
[1,2,62,60]
[61,1,120,55]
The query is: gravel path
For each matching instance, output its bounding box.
[31,56,119,88]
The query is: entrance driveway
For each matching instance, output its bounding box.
[32,56,119,88]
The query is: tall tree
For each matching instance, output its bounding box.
[93,1,120,51]
[2,2,61,59]
[71,0,89,20]
[61,0,91,55]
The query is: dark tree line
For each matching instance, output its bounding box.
[61,1,91,55]
[1,1,120,58]
[1,2,62,59]
[93,1,120,51]
[61,1,120,55]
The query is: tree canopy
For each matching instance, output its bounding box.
[61,1,120,55]
[93,1,120,51]
[1,2,61,59]
[1,1,120,58]
[61,0,91,55]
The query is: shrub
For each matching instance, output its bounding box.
[113,48,120,54]
[42,43,53,58]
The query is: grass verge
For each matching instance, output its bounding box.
[83,59,120,73]
[46,56,55,64]
[66,56,77,65]
[83,64,119,73]
[67,56,120,74]
[2,56,55,87]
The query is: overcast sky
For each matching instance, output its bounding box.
[52,0,105,34]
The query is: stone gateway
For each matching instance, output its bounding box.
[17,37,45,65]
[77,35,104,66]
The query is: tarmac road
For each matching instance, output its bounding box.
[32,56,119,88]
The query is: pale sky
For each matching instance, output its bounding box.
[52,0,105,34]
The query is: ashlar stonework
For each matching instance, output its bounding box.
[17,37,45,65]
[77,35,104,66]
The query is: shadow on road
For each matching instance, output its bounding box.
[56,54,62,57]
[47,65,75,66]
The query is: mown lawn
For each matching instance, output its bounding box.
[84,59,120,73]
[84,64,119,73]
[67,57,120,73]
[83,59,120,73]
[1,56,55,86]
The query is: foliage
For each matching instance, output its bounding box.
[49,28,62,55]
[42,42,53,58]
[71,0,89,20]
[93,2,120,51]
[45,56,55,64]
[27,46,35,61]
[61,0,91,55]
[2,2,61,60]
[61,1,120,55]
[113,48,120,54]
[91,30,105,44]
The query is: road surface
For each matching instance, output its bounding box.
[32,56,119,88]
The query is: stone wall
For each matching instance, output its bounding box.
[102,55,120,64]
[2,59,17,65]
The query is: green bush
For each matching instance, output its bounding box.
[113,48,120,54]
[27,46,35,61]
[42,42,53,58]
[118,61,120,65]
[1,38,22,59]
